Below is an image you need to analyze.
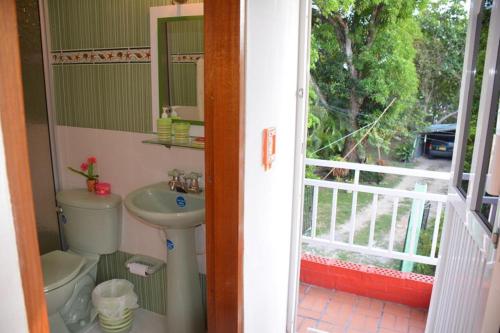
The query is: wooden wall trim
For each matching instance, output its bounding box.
[204,0,245,332]
[0,1,50,332]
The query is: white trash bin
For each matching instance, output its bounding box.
[92,279,139,333]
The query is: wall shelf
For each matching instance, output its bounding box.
[142,137,204,150]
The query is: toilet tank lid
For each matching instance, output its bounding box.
[57,189,121,210]
[41,250,86,292]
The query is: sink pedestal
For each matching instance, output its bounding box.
[165,227,204,333]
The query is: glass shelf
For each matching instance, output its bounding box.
[142,137,204,150]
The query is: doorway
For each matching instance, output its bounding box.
[288,0,500,332]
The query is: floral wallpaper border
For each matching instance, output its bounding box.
[51,49,204,65]
[171,53,204,63]
[51,48,151,64]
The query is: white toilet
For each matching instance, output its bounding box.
[41,189,122,333]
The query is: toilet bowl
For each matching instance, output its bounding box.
[42,189,122,333]
[43,251,99,333]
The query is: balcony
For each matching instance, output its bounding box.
[297,158,450,332]
[297,283,427,333]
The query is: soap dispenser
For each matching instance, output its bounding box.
[157,106,172,142]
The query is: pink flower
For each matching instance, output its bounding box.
[87,156,97,164]
[80,163,89,171]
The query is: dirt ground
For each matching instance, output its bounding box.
[306,157,452,268]
[338,157,451,238]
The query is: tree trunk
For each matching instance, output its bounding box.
[342,91,362,162]
[338,21,365,162]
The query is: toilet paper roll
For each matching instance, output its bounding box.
[127,263,149,277]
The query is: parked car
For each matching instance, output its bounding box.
[428,139,454,158]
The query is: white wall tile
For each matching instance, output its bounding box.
[55,126,205,268]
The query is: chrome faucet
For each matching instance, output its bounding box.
[168,169,203,193]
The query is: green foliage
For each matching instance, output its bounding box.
[307,0,468,164]
[309,0,426,161]
[395,141,415,162]
[415,0,467,123]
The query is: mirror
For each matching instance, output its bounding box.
[151,4,204,131]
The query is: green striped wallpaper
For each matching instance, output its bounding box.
[165,17,204,106]
[48,0,203,133]
[48,0,203,51]
[53,64,152,132]
[167,18,204,55]
[96,251,207,316]
[170,63,197,106]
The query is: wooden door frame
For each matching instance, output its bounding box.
[204,0,245,332]
[0,0,50,332]
[1,0,246,332]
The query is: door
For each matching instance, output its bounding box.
[426,0,500,332]
[16,0,60,254]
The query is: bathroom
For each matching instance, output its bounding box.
[2,0,304,331]
[16,0,206,332]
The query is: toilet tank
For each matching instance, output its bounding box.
[56,189,122,254]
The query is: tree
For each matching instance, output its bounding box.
[415,0,467,124]
[311,0,424,162]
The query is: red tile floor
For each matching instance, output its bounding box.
[296,284,427,333]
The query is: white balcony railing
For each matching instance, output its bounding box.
[302,159,451,266]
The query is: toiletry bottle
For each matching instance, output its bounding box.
[157,106,172,141]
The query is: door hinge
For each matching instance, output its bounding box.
[492,228,499,248]
[297,88,304,99]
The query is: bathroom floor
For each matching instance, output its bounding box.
[85,308,166,333]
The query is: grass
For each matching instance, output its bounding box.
[305,173,403,238]
[303,171,440,275]
[353,198,413,249]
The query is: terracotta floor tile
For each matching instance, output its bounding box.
[355,305,382,319]
[348,313,379,333]
[349,313,366,330]
[333,291,358,305]
[300,289,331,312]
[300,300,329,315]
[379,329,401,333]
[409,308,427,322]
[299,307,323,320]
[409,318,426,330]
[296,285,427,333]
[299,284,309,299]
[317,321,344,333]
[394,316,410,332]
[364,316,379,332]
[346,329,365,333]
[408,327,425,333]
[384,302,411,318]
[298,318,318,333]
[380,313,397,330]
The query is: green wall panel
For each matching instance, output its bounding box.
[96,251,207,316]
[53,64,152,133]
[167,17,204,55]
[48,0,203,51]
[49,0,203,132]
[170,63,197,106]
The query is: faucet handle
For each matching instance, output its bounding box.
[187,172,202,180]
[168,169,184,177]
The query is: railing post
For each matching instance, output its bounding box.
[349,169,360,245]
[329,188,338,242]
[368,194,378,248]
[302,159,449,266]
[311,186,319,238]
[389,197,399,252]
[431,202,444,258]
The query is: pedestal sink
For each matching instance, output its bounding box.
[124,182,205,333]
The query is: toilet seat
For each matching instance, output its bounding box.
[41,250,86,292]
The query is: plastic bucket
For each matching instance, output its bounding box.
[92,280,139,333]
